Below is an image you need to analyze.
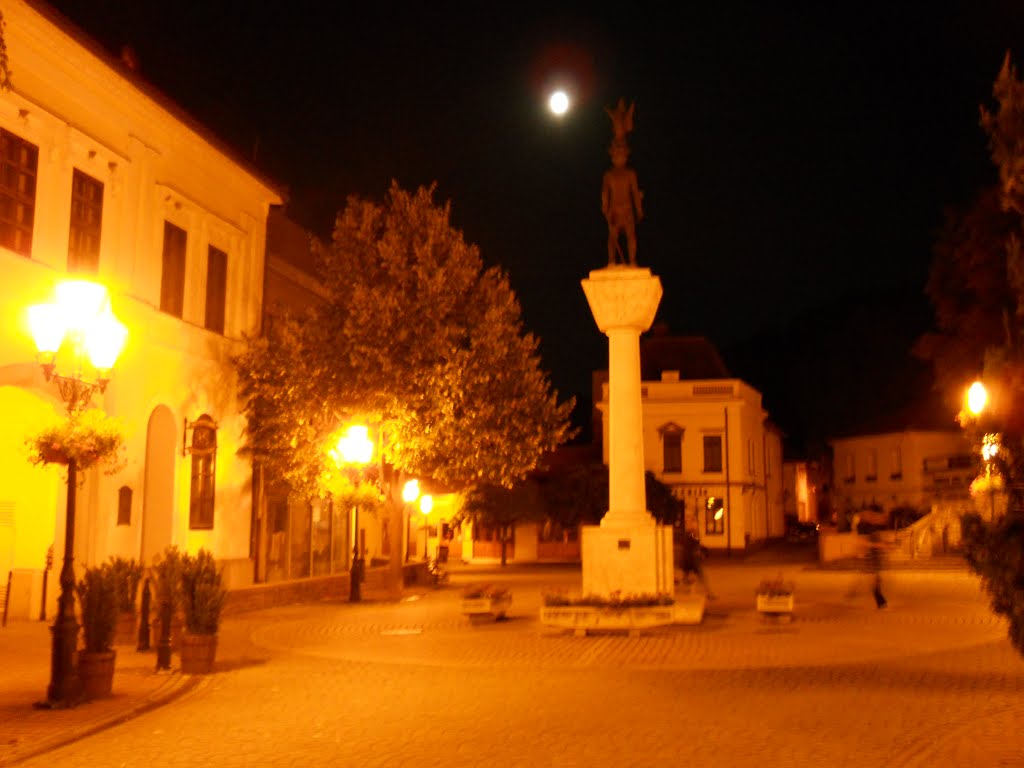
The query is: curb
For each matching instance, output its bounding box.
[1,672,207,767]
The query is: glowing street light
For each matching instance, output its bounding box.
[402,479,420,503]
[28,280,127,414]
[401,479,421,562]
[331,424,373,602]
[419,494,433,560]
[27,279,127,708]
[966,381,988,417]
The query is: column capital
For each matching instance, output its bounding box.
[581,266,662,334]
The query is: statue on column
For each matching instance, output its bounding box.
[601,98,644,266]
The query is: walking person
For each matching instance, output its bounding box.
[679,531,715,599]
[867,532,888,609]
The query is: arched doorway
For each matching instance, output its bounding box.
[141,405,176,565]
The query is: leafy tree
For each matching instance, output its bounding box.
[235,317,337,500]
[914,186,1017,400]
[235,183,573,507]
[536,462,608,529]
[945,53,1024,655]
[312,182,574,488]
[458,481,544,566]
[537,461,682,529]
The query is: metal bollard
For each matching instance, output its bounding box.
[156,599,172,671]
[137,577,151,651]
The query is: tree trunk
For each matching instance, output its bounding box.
[500,525,508,566]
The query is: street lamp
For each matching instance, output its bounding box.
[967,380,988,417]
[332,424,373,602]
[27,279,127,708]
[402,479,420,562]
[964,380,1002,519]
[420,493,433,560]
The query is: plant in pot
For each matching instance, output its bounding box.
[755,574,795,618]
[461,583,513,620]
[108,556,143,645]
[75,563,118,699]
[179,549,227,674]
[151,545,186,669]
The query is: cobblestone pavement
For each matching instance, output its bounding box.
[8,561,1024,768]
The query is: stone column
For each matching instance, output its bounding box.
[583,266,662,524]
[580,266,672,597]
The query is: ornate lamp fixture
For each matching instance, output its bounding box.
[28,280,127,413]
[26,279,126,709]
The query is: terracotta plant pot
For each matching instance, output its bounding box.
[78,650,116,699]
[179,632,218,674]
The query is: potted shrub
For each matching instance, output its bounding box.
[539,591,680,634]
[461,584,512,620]
[152,545,186,657]
[75,563,118,699]
[179,549,227,674]
[755,574,795,618]
[108,556,143,645]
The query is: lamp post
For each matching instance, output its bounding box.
[965,381,1002,519]
[402,479,420,563]
[27,279,127,709]
[420,494,433,561]
[332,424,373,602]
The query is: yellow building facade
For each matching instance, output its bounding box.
[598,372,786,553]
[0,1,280,619]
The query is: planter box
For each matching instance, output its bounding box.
[756,594,794,615]
[180,632,218,674]
[540,604,676,636]
[672,594,706,625]
[461,594,512,619]
[79,650,116,699]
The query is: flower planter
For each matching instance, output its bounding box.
[180,632,218,674]
[756,594,794,616]
[672,594,706,625]
[78,650,116,699]
[540,604,676,636]
[461,594,512,619]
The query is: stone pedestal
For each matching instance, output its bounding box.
[581,523,673,597]
[581,265,672,598]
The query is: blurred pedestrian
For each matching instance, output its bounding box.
[867,532,888,609]
[680,531,715,599]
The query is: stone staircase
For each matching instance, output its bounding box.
[889,506,967,562]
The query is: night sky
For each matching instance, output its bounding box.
[42,1,1024,454]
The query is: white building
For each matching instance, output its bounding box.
[828,430,974,519]
[0,0,281,619]
[595,333,785,553]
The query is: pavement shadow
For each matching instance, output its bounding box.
[210,657,269,673]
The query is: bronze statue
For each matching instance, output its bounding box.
[602,98,643,266]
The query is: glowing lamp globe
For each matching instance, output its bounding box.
[27,303,68,355]
[419,494,433,515]
[337,425,373,465]
[967,381,988,416]
[55,279,108,334]
[402,479,420,503]
[84,310,128,371]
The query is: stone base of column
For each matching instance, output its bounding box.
[581,523,674,599]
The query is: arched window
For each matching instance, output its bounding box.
[658,423,683,474]
[185,414,217,529]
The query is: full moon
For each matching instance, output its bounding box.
[548,90,570,116]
